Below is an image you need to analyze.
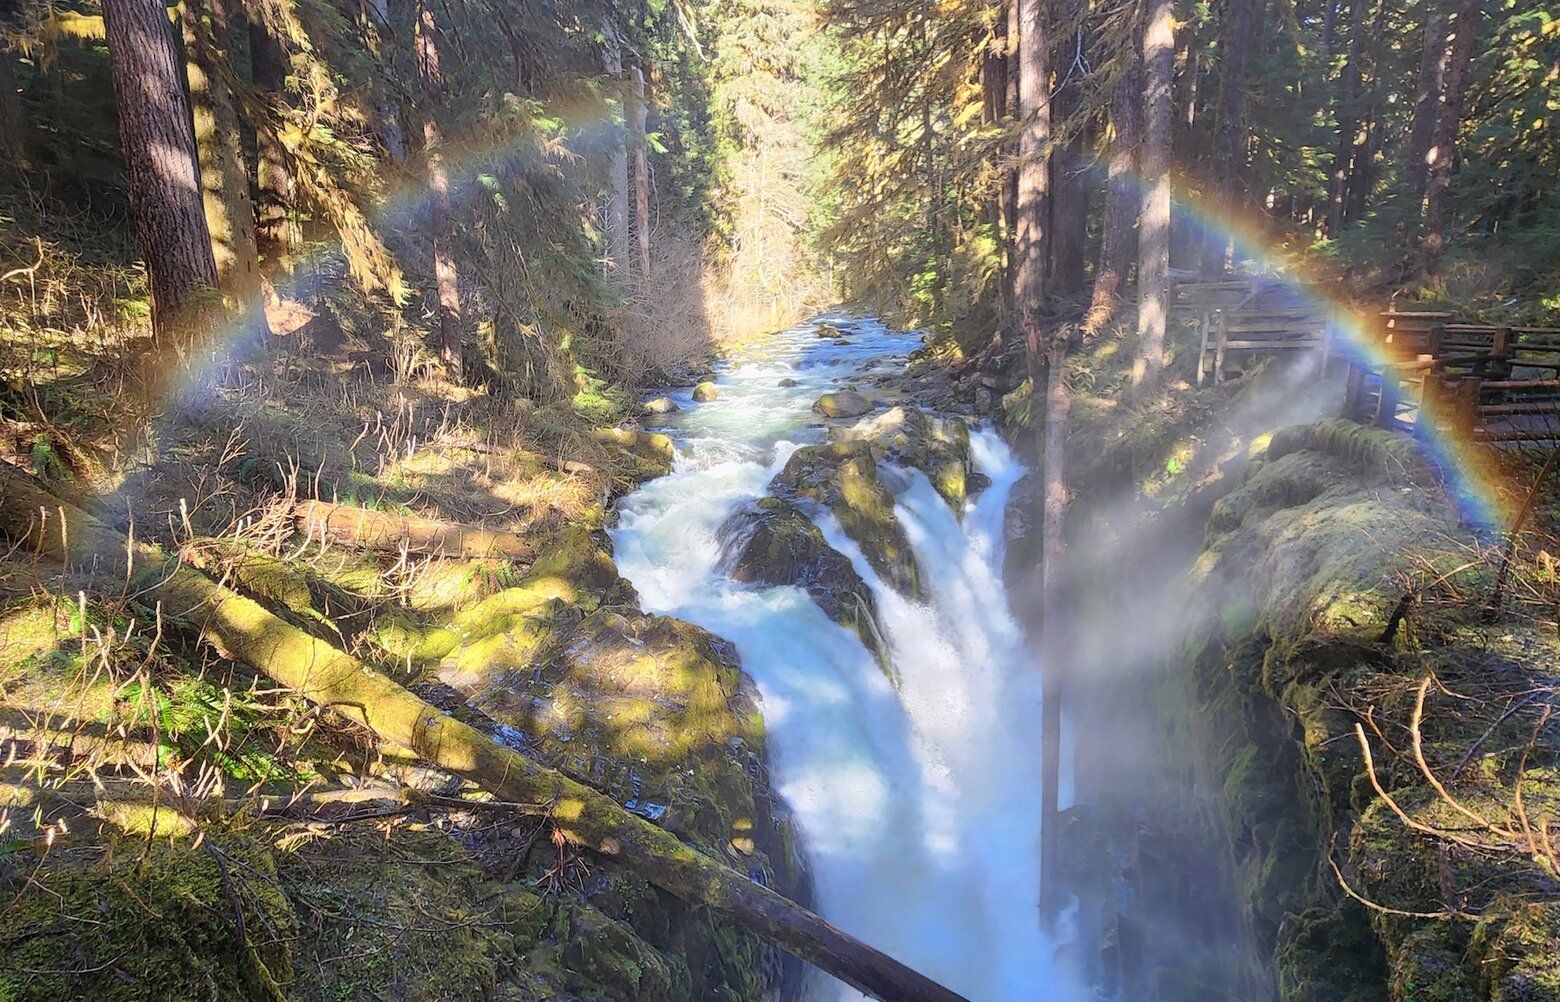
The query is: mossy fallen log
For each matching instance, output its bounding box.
[293,499,537,560]
[0,464,967,1002]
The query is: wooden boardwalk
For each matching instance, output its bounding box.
[1172,275,1560,447]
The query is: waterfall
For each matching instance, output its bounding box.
[611,319,1062,1000]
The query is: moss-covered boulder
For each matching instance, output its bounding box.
[693,381,719,402]
[715,496,888,670]
[811,389,872,419]
[832,404,971,510]
[771,440,920,597]
[592,426,675,478]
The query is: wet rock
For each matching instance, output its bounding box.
[591,427,675,478]
[693,381,719,402]
[811,389,872,419]
[831,404,972,510]
[715,496,890,673]
[642,396,679,415]
[815,323,848,339]
[771,440,920,597]
[777,377,799,388]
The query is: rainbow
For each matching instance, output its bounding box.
[136,140,1521,532]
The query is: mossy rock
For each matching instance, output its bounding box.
[592,427,675,478]
[810,390,872,419]
[770,440,920,597]
[714,496,889,673]
[832,405,971,510]
[692,381,719,402]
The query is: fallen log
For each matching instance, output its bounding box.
[293,499,537,561]
[0,465,966,1002]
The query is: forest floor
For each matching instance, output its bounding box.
[0,218,824,999]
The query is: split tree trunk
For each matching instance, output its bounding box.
[1086,50,1141,333]
[1132,0,1174,391]
[0,466,967,1002]
[415,0,463,381]
[101,0,220,344]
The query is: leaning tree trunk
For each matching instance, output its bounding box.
[1422,0,1479,265]
[0,465,967,1002]
[101,0,220,345]
[1086,49,1141,333]
[1132,0,1173,392]
[184,0,267,332]
[415,0,463,381]
[1201,0,1256,275]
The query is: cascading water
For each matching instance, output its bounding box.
[611,318,1059,1000]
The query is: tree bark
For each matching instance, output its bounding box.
[0,466,968,1002]
[1402,0,1448,218]
[248,17,300,261]
[602,29,631,286]
[1086,49,1141,333]
[1037,333,1070,921]
[630,64,652,283]
[1002,0,1021,324]
[1422,0,1479,264]
[0,8,28,171]
[986,1,1011,319]
[292,500,539,560]
[1344,0,1391,227]
[1015,0,1051,377]
[1326,0,1366,236]
[1048,28,1089,298]
[184,0,265,321]
[1132,0,1173,391]
[415,0,463,381]
[1202,0,1257,275]
[101,0,220,344]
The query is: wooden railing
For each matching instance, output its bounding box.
[1342,313,1560,447]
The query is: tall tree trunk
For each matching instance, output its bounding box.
[1343,0,1390,226]
[1086,50,1141,332]
[1048,28,1089,297]
[1002,0,1020,324]
[1015,0,1050,368]
[1132,0,1173,390]
[1423,0,1478,264]
[415,0,463,381]
[1202,0,1257,275]
[248,17,299,264]
[986,1,1011,321]
[1326,0,1365,235]
[630,64,651,283]
[602,30,631,286]
[1320,0,1339,58]
[1402,0,1448,219]
[101,0,220,344]
[183,0,264,327]
[1037,331,1070,922]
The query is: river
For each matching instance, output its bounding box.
[611,316,1061,1000]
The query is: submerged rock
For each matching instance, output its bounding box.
[832,404,972,510]
[715,496,890,674]
[692,381,720,402]
[778,377,799,388]
[811,389,872,419]
[771,440,920,597]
